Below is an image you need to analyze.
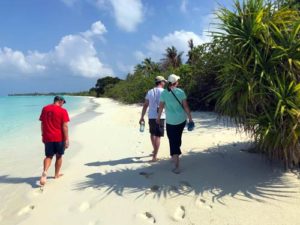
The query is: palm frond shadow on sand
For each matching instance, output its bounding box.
[76,142,300,203]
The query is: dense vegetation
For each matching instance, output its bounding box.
[94,40,224,110]
[214,0,300,168]
[91,0,299,168]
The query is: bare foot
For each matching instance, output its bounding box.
[39,172,47,186]
[54,174,64,179]
[149,158,159,163]
[172,168,181,174]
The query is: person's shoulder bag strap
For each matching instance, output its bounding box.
[170,89,185,110]
[153,88,158,106]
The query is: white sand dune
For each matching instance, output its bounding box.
[1,98,300,225]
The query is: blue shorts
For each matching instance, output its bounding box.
[44,142,65,157]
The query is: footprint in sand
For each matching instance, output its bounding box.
[139,171,153,178]
[150,185,160,192]
[169,185,179,193]
[132,157,141,162]
[88,220,101,225]
[145,185,160,195]
[31,187,44,197]
[18,205,35,216]
[78,202,90,212]
[138,212,156,224]
[195,198,213,210]
[173,206,186,221]
[85,187,96,192]
[179,181,192,188]
[178,181,192,192]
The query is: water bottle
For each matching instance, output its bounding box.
[140,121,145,132]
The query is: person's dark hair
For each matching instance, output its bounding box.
[53,96,66,104]
[167,82,173,91]
[155,80,162,86]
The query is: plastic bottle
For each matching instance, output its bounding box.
[140,121,145,132]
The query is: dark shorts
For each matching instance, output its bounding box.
[149,119,165,137]
[44,142,65,157]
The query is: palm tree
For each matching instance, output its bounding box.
[161,46,183,70]
[134,58,160,76]
[187,39,195,64]
[214,0,300,168]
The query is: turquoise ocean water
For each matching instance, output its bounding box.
[0,96,90,220]
[0,96,86,142]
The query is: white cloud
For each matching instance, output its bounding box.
[0,48,46,75]
[52,34,113,77]
[134,50,146,61]
[95,0,143,32]
[0,20,113,78]
[110,0,143,32]
[116,61,134,74]
[82,21,107,38]
[135,11,218,63]
[180,0,188,13]
[61,0,78,7]
[144,30,210,61]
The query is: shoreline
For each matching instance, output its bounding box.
[1,97,300,225]
[0,96,97,225]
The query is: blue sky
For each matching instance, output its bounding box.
[0,0,232,95]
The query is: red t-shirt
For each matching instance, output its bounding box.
[39,104,70,142]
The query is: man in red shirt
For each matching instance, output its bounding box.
[39,96,70,186]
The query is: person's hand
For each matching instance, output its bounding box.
[187,120,195,131]
[64,140,69,149]
[156,118,160,124]
[139,118,145,124]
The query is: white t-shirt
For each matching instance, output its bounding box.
[145,87,166,119]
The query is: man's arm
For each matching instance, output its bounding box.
[41,122,44,143]
[63,122,69,149]
[139,99,149,124]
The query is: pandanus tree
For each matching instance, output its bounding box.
[213,0,300,168]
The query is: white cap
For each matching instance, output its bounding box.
[155,76,167,83]
[168,74,180,84]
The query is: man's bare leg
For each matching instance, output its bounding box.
[40,156,52,185]
[150,135,156,156]
[151,136,161,161]
[150,136,160,162]
[54,154,63,179]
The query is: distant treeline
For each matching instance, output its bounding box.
[8,91,95,97]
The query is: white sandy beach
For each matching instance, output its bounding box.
[1,97,300,225]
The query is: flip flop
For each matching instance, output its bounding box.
[187,121,195,131]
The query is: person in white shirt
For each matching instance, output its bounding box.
[139,76,167,162]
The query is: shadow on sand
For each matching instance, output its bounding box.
[0,175,41,188]
[76,142,299,203]
[85,155,150,167]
